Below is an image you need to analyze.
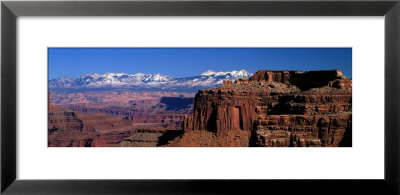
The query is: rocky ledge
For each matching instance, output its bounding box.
[181,70,352,147]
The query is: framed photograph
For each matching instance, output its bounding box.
[2,0,400,194]
[47,47,352,148]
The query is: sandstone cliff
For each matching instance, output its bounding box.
[181,70,352,147]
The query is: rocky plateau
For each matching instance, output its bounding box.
[177,70,352,147]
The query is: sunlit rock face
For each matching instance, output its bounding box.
[183,70,352,147]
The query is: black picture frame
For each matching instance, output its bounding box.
[1,0,400,194]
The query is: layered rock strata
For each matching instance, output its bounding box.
[182,70,352,147]
[55,96,194,130]
[48,93,135,147]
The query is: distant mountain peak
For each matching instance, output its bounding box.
[201,70,218,76]
[49,69,253,91]
[201,69,252,77]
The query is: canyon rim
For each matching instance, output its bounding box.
[48,48,352,147]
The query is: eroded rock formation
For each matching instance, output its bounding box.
[182,70,352,147]
[51,91,195,130]
[48,93,134,147]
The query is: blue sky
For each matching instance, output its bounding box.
[48,48,352,79]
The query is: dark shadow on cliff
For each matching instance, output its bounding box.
[339,115,352,147]
[157,130,184,146]
[291,70,343,91]
[250,70,343,91]
[267,96,306,115]
[248,122,259,147]
[206,108,218,132]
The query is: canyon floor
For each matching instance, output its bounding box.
[48,70,352,147]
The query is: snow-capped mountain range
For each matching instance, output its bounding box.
[49,69,252,91]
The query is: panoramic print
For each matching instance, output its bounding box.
[48,48,352,147]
